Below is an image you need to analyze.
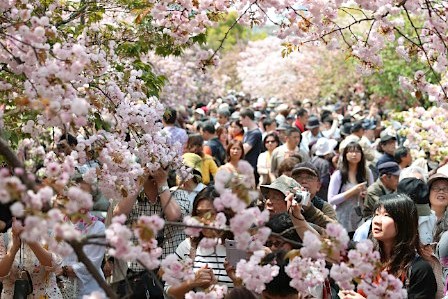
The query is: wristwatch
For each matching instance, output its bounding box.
[157,184,169,195]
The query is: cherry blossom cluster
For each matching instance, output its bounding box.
[329,239,405,298]
[144,48,225,106]
[235,250,280,294]
[146,0,447,102]
[285,256,328,294]
[148,0,232,44]
[161,254,195,286]
[105,215,163,270]
[392,106,448,162]
[185,285,228,299]
[214,161,258,212]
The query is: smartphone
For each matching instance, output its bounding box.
[225,239,249,267]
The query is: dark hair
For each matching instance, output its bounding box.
[226,140,244,162]
[372,193,425,277]
[230,120,243,132]
[216,126,227,140]
[261,250,298,297]
[225,287,257,299]
[59,133,78,146]
[320,110,332,123]
[322,116,333,125]
[240,108,255,120]
[285,126,301,137]
[265,213,301,248]
[263,133,280,146]
[191,185,232,245]
[278,156,301,176]
[296,108,308,118]
[163,107,177,124]
[340,142,368,186]
[201,121,216,134]
[262,118,276,131]
[394,146,409,164]
[186,134,204,157]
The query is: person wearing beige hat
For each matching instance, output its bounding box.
[260,175,321,239]
[428,172,448,221]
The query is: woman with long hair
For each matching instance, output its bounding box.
[340,193,438,298]
[216,126,229,150]
[328,142,373,237]
[165,186,238,298]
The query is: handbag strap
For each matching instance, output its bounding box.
[3,232,8,249]
[18,242,23,270]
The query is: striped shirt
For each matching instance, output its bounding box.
[171,238,234,289]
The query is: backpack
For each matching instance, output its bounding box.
[405,253,444,299]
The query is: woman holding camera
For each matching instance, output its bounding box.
[0,218,62,298]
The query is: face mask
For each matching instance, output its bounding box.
[209,117,217,124]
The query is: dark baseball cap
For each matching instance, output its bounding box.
[291,162,320,179]
[397,178,429,205]
[378,161,401,176]
[380,133,396,143]
[350,121,364,133]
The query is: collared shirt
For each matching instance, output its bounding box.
[126,190,191,271]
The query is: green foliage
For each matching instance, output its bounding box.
[206,11,267,52]
[362,43,440,110]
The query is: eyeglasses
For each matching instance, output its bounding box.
[265,239,284,248]
[265,140,277,144]
[432,186,448,193]
[295,174,317,182]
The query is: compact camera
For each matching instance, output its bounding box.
[292,189,311,206]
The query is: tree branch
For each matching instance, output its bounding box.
[68,239,118,299]
[0,137,36,191]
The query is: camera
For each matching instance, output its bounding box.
[292,189,311,206]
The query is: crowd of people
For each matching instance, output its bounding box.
[1,94,448,298]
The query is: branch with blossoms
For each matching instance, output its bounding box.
[145,0,448,103]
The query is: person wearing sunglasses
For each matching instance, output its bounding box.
[257,133,280,186]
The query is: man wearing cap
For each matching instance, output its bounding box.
[275,123,291,144]
[363,161,401,218]
[300,116,323,156]
[294,108,309,133]
[311,138,338,201]
[260,175,335,234]
[291,162,338,227]
[428,172,448,220]
[271,127,308,178]
[376,133,397,168]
